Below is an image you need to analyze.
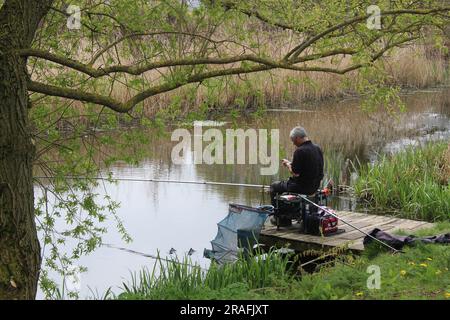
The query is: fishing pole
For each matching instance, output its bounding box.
[35,175,399,252]
[299,195,401,253]
[34,176,270,189]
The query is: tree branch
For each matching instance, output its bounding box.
[27,34,415,114]
[49,5,105,35]
[20,6,448,80]
[27,80,125,112]
[220,0,301,31]
[20,48,355,78]
[285,7,450,61]
[88,31,248,65]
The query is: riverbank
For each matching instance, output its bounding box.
[112,222,450,300]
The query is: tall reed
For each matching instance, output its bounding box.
[352,142,450,221]
[118,249,293,300]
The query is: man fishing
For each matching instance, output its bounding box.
[270,126,324,207]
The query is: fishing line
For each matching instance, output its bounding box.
[49,228,209,271]
[35,175,400,253]
[101,243,209,272]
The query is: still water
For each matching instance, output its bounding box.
[35,88,450,298]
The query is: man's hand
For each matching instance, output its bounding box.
[282,159,299,177]
[281,159,291,167]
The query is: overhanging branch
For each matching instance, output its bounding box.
[28,80,126,112]
[20,48,356,78]
[285,7,450,61]
[27,35,413,114]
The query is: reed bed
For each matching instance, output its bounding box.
[352,142,450,221]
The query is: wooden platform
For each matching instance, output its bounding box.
[260,211,434,252]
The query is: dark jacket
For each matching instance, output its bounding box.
[290,141,324,194]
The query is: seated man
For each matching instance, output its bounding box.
[270,126,324,206]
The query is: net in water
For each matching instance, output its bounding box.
[204,203,270,264]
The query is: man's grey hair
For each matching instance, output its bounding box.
[290,126,307,140]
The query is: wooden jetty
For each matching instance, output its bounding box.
[259,211,434,252]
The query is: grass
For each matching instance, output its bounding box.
[116,249,294,300]
[292,222,450,300]
[111,223,450,300]
[294,243,450,300]
[352,142,450,222]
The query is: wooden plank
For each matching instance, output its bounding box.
[337,214,397,228]
[338,218,402,240]
[261,229,342,249]
[384,220,430,232]
[266,229,350,249]
[322,238,363,251]
[408,221,433,231]
[259,210,435,253]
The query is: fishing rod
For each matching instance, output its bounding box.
[34,175,270,189]
[35,175,399,252]
[299,195,401,253]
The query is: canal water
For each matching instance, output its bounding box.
[35,87,450,298]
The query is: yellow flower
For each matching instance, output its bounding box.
[355,292,364,297]
[400,270,407,276]
[408,262,415,266]
[445,292,450,299]
[419,263,428,268]
[426,257,433,261]
[435,270,442,275]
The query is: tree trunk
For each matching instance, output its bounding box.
[0,0,52,300]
